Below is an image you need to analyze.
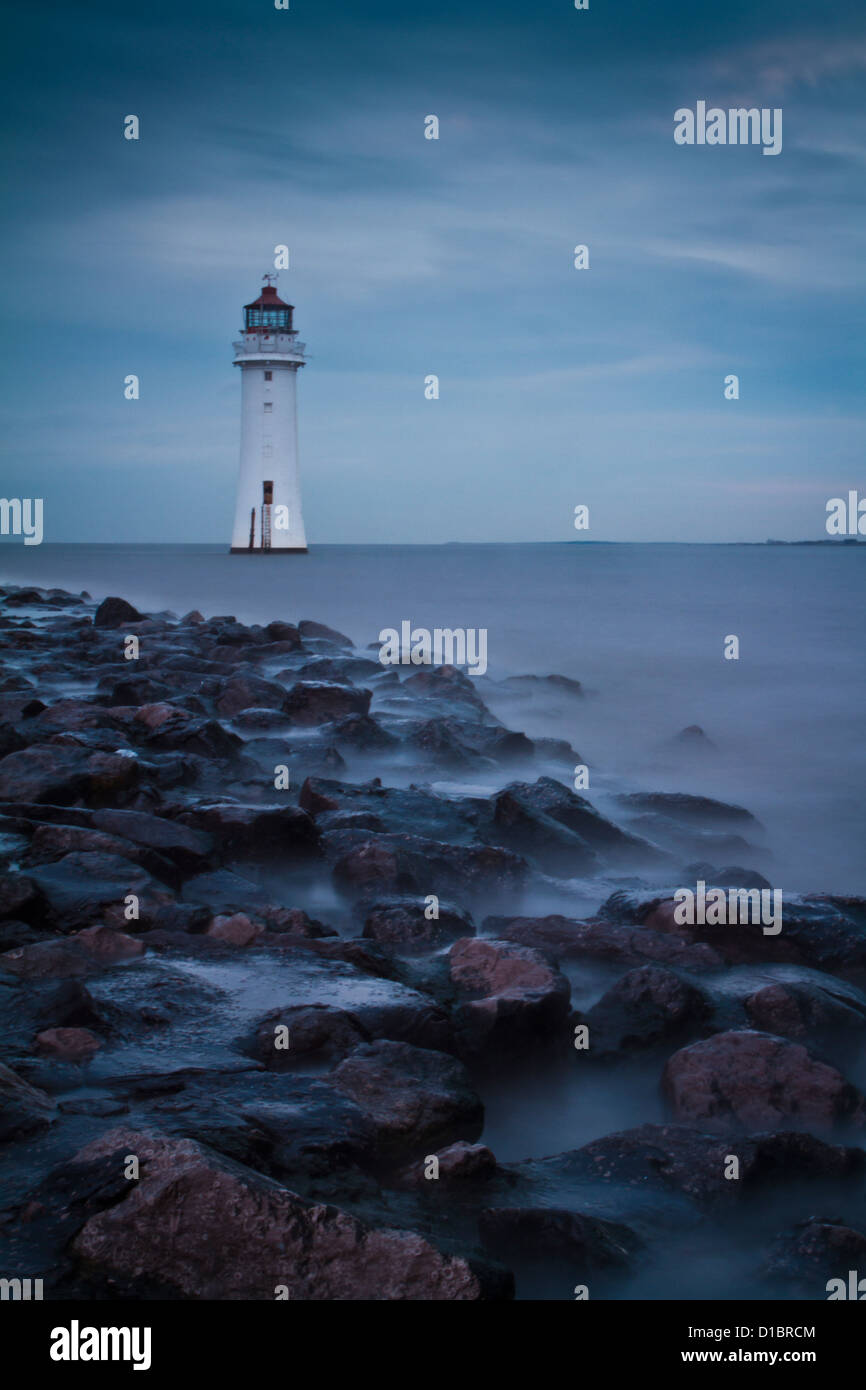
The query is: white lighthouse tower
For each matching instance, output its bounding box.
[230,276,308,553]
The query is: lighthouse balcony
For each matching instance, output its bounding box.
[232,333,306,364]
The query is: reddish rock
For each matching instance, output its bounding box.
[74,926,146,961]
[34,1026,102,1061]
[284,681,371,727]
[70,1129,505,1299]
[448,937,571,1055]
[399,1141,497,1186]
[662,1029,866,1132]
[205,913,265,946]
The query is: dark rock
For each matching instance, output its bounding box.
[582,966,712,1054]
[284,682,371,727]
[298,620,353,647]
[449,937,571,1057]
[331,1040,483,1157]
[0,1060,53,1141]
[362,896,474,950]
[93,596,143,628]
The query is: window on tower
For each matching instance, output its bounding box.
[264,371,272,381]
[264,402,273,413]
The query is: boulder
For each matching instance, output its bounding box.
[93,596,143,629]
[331,1040,483,1157]
[362,896,474,951]
[662,1030,866,1131]
[68,1129,508,1299]
[283,682,371,727]
[448,937,571,1056]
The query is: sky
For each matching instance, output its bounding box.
[1,0,864,543]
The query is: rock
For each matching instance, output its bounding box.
[449,937,571,1056]
[327,714,400,750]
[93,596,143,628]
[264,620,302,647]
[0,745,140,806]
[298,619,353,647]
[34,1027,103,1062]
[402,665,488,714]
[69,1129,505,1299]
[762,1218,866,1291]
[582,966,712,1054]
[27,853,171,931]
[500,673,583,698]
[479,1207,640,1272]
[616,791,758,828]
[205,914,266,947]
[491,785,599,874]
[399,1141,497,1186]
[0,1060,53,1141]
[331,1040,483,1157]
[283,682,371,727]
[175,803,319,858]
[362,896,474,951]
[214,675,289,717]
[493,778,660,864]
[331,832,526,900]
[73,926,146,962]
[561,1124,866,1206]
[250,1004,370,1068]
[662,1030,866,1131]
[261,907,337,939]
[0,875,47,924]
[744,979,866,1043]
[89,810,213,871]
[491,914,722,971]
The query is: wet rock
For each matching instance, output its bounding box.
[331,1040,483,1157]
[0,874,48,924]
[0,744,140,806]
[261,907,337,939]
[402,665,488,715]
[744,979,866,1044]
[500,673,583,698]
[662,1029,866,1132]
[175,802,319,858]
[215,674,288,717]
[362,896,474,950]
[0,1060,53,1141]
[89,809,213,871]
[493,779,661,867]
[34,1027,103,1062]
[582,966,712,1054]
[449,937,571,1056]
[93,596,143,628]
[249,1004,370,1068]
[298,619,353,648]
[491,785,599,875]
[762,1217,866,1292]
[492,914,723,971]
[563,1124,866,1206]
[331,832,526,901]
[479,1207,640,1272]
[398,1141,497,1187]
[283,681,372,727]
[327,714,400,750]
[70,1129,503,1299]
[616,791,759,828]
[27,852,172,931]
[264,620,302,647]
[205,913,266,946]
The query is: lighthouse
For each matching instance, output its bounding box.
[230,276,308,553]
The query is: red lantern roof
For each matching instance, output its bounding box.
[244,284,293,311]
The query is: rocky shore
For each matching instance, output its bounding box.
[1,582,865,1300]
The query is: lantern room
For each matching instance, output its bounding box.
[243,280,294,334]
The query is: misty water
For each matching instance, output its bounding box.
[4,540,863,894]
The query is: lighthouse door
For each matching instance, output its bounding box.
[261,481,274,551]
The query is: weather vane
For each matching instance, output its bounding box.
[263,272,278,287]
